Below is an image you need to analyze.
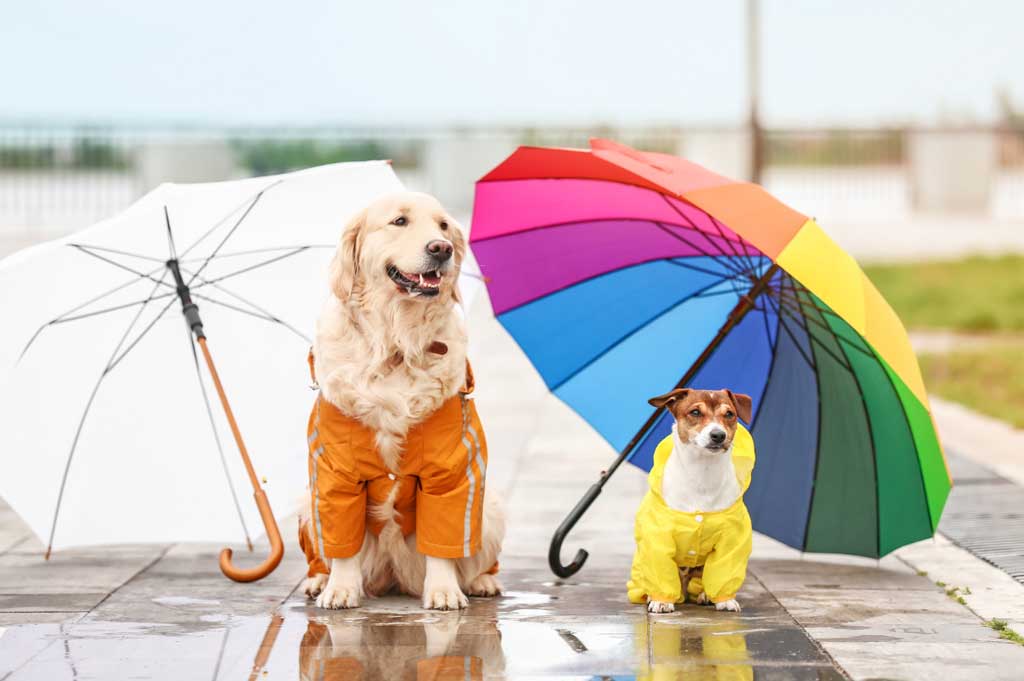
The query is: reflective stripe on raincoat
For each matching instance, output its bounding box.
[627,425,755,605]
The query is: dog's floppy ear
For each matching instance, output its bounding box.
[447,218,467,304]
[725,389,753,423]
[648,388,689,409]
[328,208,366,300]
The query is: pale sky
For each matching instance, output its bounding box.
[2,0,1021,127]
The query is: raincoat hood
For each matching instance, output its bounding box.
[647,424,756,503]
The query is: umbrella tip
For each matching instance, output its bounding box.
[44,546,51,561]
[247,538,254,552]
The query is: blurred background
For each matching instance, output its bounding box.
[1,0,1022,426]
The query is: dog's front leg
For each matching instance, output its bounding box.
[316,556,363,609]
[422,556,468,610]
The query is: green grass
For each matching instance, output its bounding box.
[920,345,1024,429]
[987,619,1024,646]
[862,255,1024,332]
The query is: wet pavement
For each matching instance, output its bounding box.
[0,563,845,680]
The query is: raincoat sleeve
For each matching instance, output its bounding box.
[628,493,682,604]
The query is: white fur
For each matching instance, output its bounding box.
[648,600,675,613]
[317,556,363,609]
[309,192,505,610]
[661,424,742,513]
[715,598,741,612]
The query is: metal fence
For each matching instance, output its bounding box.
[1,124,1022,256]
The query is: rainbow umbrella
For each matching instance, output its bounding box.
[470,139,951,577]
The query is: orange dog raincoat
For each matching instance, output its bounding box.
[300,353,488,577]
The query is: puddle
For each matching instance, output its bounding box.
[151,596,222,608]
[497,590,554,608]
[0,590,845,680]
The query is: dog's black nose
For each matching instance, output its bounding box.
[426,240,453,262]
[709,429,726,445]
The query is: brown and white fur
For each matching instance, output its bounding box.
[644,388,752,614]
[301,192,504,610]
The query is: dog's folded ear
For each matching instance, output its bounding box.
[648,388,689,409]
[329,209,367,300]
[725,389,753,423]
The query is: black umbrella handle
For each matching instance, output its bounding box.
[548,481,603,578]
[166,259,205,339]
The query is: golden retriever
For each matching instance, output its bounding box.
[301,192,504,610]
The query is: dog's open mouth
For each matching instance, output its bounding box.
[386,265,444,297]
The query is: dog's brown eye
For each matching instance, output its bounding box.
[439,220,449,231]
[689,409,701,417]
[392,216,407,226]
[725,410,735,419]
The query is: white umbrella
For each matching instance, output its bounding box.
[0,161,482,580]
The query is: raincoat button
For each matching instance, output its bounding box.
[688,549,696,555]
[695,515,703,523]
[387,473,396,481]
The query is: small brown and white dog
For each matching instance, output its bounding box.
[630,388,754,614]
[300,192,504,610]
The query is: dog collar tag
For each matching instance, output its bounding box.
[428,341,448,355]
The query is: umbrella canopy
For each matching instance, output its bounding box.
[0,161,483,555]
[471,139,950,559]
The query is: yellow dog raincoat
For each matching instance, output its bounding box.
[300,353,488,577]
[627,425,755,606]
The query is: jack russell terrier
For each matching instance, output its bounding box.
[627,388,755,614]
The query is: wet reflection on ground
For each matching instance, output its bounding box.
[0,569,843,679]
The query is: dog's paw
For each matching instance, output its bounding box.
[303,574,329,599]
[423,586,469,610]
[467,573,503,597]
[647,600,675,614]
[316,582,361,609]
[695,591,711,605]
[714,599,741,612]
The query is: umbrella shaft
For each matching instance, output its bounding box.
[605,262,781,481]
[197,336,261,491]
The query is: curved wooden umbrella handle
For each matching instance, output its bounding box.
[169,260,285,584]
[220,489,284,583]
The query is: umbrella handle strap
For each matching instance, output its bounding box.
[548,481,603,578]
[220,489,284,583]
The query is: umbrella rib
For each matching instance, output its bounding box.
[17,270,167,362]
[188,247,311,287]
[770,293,854,372]
[710,215,760,274]
[773,288,879,365]
[185,182,281,287]
[185,326,253,549]
[178,178,284,260]
[748,299,784,431]
[104,296,178,375]
[45,272,169,555]
[71,245,174,290]
[179,244,333,263]
[548,267,761,391]
[165,205,179,260]
[48,291,179,326]
[663,258,742,279]
[651,222,746,276]
[181,262,313,343]
[869,339,935,533]
[68,243,165,263]
[660,194,758,274]
[39,246,313,340]
[762,293,817,371]
[191,292,311,343]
